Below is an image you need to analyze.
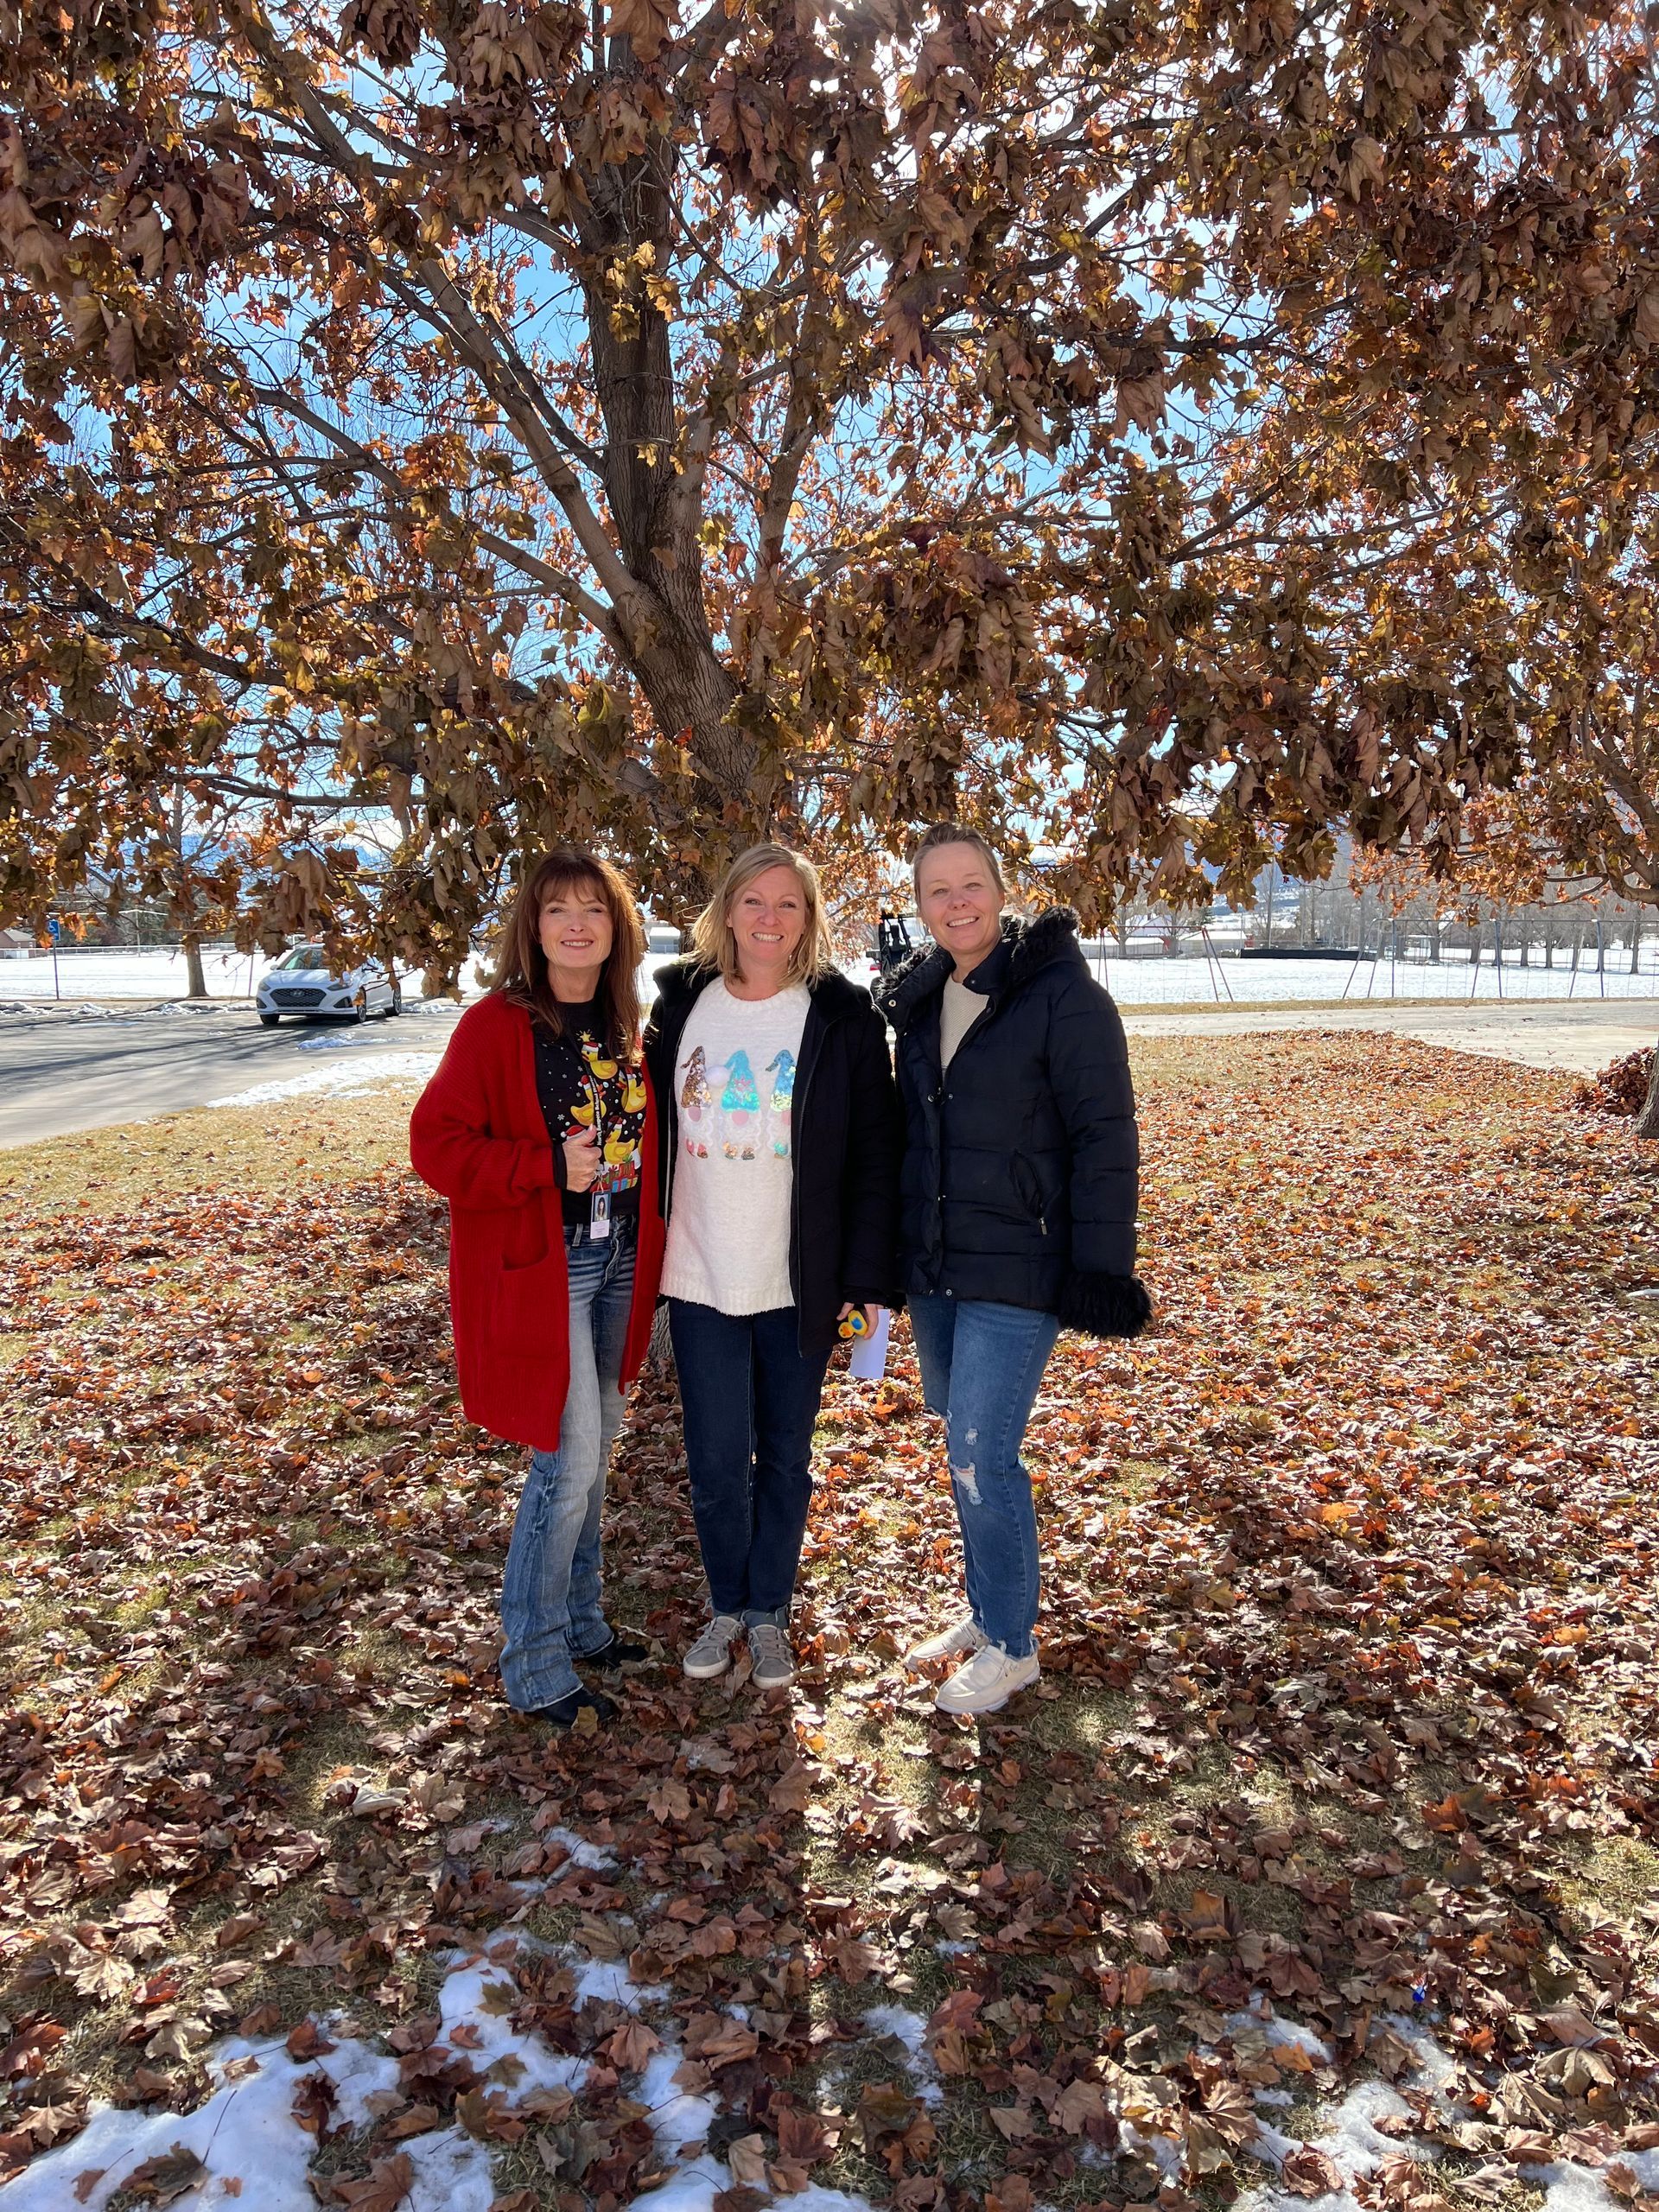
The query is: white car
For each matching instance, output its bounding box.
[257,945,403,1027]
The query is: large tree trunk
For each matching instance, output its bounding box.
[183,933,207,998]
[632,635,746,799]
[573,67,756,817]
[1638,1046,1659,1141]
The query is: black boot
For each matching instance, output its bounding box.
[579,1630,651,1669]
[526,1685,617,1728]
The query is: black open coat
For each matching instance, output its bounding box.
[874,908,1150,1338]
[644,961,903,1354]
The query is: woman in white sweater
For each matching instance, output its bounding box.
[645,845,901,1690]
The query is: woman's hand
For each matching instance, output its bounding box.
[563,1128,601,1192]
[837,1301,880,1338]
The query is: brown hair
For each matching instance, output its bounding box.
[690,842,834,987]
[491,845,645,1057]
[910,823,1007,897]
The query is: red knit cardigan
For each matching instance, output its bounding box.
[409,995,665,1452]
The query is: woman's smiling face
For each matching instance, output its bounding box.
[538,880,613,985]
[729,864,807,979]
[916,842,1004,974]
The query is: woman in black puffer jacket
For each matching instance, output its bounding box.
[874,823,1150,1717]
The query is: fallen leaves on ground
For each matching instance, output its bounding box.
[1,1035,1656,2208]
[1573,1048,1656,1118]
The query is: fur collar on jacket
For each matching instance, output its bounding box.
[874,907,1083,1032]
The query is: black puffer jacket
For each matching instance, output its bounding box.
[874,909,1150,1337]
[645,961,903,1354]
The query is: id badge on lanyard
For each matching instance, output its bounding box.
[584,1067,611,1237]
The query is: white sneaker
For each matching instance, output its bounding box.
[683,1614,741,1680]
[935,1643,1040,1715]
[906,1613,988,1666]
[747,1620,796,1690]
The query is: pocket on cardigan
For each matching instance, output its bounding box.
[491,1247,564,1360]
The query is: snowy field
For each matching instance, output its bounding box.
[4,944,1657,1009]
[0,946,276,1001]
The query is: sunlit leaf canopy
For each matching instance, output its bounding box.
[1,0,1654,977]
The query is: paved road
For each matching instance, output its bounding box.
[0,1000,464,1150]
[1,995,1649,1153]
[1121,998,1656,1073]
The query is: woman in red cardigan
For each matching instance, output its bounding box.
[410,848,665,1729]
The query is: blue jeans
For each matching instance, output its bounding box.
[907,1294,1060,1660]
[499,1218,637,1710]
[667,1300,831,1623]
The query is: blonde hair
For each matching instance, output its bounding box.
[911,823,1007,897]
[691,843,834,987]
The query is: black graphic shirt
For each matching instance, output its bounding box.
[532,1000,647,1226]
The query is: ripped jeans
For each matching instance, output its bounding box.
[907,1294,1060,1660]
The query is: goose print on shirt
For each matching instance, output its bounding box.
[533,1017,645,1197]
[680,1043,794,1161]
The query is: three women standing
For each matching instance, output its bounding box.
[645,844,901,1688]
[410,849,665,1729]
[412,824,1146,1732]
[875,824,1149,1714]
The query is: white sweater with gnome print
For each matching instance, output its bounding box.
[660,978,810,1315]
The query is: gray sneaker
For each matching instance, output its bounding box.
[906,1612,987,1666]
[683,1613,741,1680]
[747,1619,796,1690]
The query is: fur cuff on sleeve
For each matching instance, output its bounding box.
[1058,1271,1152,1340]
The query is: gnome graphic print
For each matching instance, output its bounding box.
[661,978,810,1316]
[679,1040,795,1160]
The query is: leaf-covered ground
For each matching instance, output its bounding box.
[2,1034,1657,2211]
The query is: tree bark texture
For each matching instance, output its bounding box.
[572,77,753,807]
[1638,1045,1659,1141]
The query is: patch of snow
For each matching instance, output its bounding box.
[400,2122,499,2212]
[1120,2119,1184,2177]
[1226,2005,1334,2063]
[1523,2148,1659,2212]
[862,2003,942,2107]
[863,2003,927,2058]
[790,2192,895,2212]
[574,1955,664,2009]
[321,2033,404,2127]
[639,2045,721,2161]
[437,1956,586,2095]
[1236,2037,1427,2212]
[296,1027,387,1052]
[632,2165,734,2212]
[11,1929,890,2212]
[543,1824,617,1872]
[211,1051,441,1107]
[1379,2011,1457,2088]
[1251,2117,1301,2166]
[3,2030,397,2212]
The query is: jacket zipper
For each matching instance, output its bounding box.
[787,998,830,1300]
